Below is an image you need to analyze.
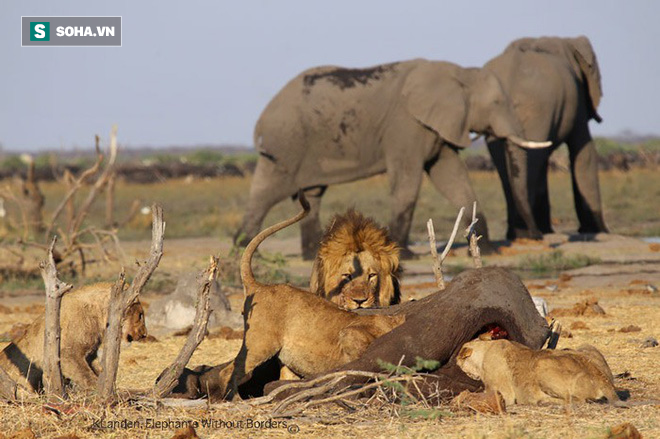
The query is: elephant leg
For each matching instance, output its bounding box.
[235,158,296,246]
[425,145,495,254]
[386,154,424,259]
[528,148,553,234]
[566,127,608,234]
[299,186,326,260]
[502,140,544,240]
[488,139,526,240]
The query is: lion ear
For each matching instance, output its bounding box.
[309,258,322,295]
[458,346,473,360]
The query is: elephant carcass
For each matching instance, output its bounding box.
[175,267,549,401]
[236,59,550,259]
[484,36,608,240]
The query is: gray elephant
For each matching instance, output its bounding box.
[484,36,608,240]
[236,59,548,259]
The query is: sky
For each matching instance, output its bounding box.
[1,1,659,152]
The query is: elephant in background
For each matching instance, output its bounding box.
[484,36,608,240]
[236,59,549,259]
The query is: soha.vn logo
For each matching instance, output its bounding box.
[30,22,50,41]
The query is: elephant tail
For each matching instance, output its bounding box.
[240,190,310,293]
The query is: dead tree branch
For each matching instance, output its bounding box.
[45,145,104,240]
[97,204,165,402]
[153,257,218,397]
[427,207,465,290]
[464,202,482,268]
[21,155,45,238]
[266,370,424,418]
[105,173,117,228]
[70,127,118,237]
[97,271,126,401]
[40,236,73,398]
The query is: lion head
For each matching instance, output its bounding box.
[122,300,148,342]
[310,210,400,310]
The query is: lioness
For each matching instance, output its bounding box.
[203,195,405,400]
[310,209,400,309]
[0,283,147,392]
[456,339,618,405]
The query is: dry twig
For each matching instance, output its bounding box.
[464,202,482,268]
[427,207,465,290]
[268,371,424,418]
[153,257,218,397]
[44,144,103,240]
[40,236,73,398]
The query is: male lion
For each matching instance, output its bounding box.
[310,209,400,309]
[456,339,618,405]
[201,194,405,401]
[0,283,147,392]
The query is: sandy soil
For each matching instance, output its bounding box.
[0,233,658,438]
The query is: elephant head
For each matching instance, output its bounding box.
[506,36,603,123]
[402,61,550,149]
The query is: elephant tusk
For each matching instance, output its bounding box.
[508,135,552,149]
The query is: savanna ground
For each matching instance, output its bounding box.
[0,167,659,438]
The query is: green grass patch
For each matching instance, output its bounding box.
[520,250,600,275]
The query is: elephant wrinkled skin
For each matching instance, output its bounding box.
[484,36,608,240]
[236,59,547,259]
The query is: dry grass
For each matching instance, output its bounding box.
[1,281,658,438]
[2,169,658,244]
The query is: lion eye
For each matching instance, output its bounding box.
[342,273,352,280]
[368,273,378,280]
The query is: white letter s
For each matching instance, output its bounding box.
[35,24,45,39]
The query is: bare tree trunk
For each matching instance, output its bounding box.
[22,158,45,239]
[105,173,116,228]
[40,237,73,399]
[153,257,218,397]
[97,204,165,402]
[97,271,126,401]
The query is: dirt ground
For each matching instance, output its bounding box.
[0,233,659,438]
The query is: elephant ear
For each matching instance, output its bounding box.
[402,62,471,148]
[570,36,603,120]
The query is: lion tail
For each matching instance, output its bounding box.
[240,190,310,293]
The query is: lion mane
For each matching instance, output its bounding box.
[310,210,400,309]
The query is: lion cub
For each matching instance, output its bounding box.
[456,339,618,405]
[0,283,147,392]
[204,194,405,400]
